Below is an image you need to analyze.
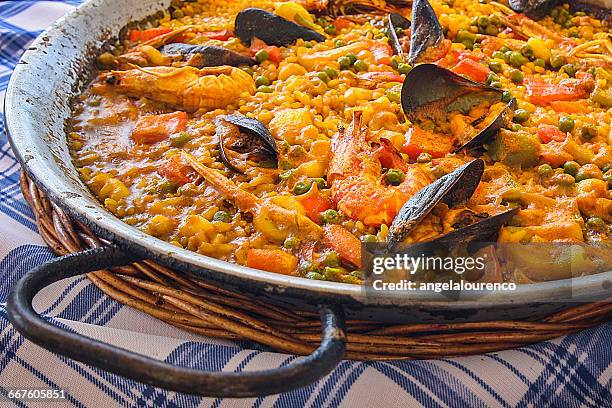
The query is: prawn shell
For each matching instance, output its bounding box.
[387,159,484,249]
[234,8,325,46]
[408,0,445,65]
[160,44,256,67]
[217,114,278,173]
[387,13,411,58]
[401,64,510,152]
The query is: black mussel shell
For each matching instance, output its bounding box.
[408,0,445,65]
[509,0,611,21]
[401,64,512,152]
[387,13,411,58]
[388,159,484,248]
[235,8,325,47]
[160,44,256,67]
[427,207,519,246]
[216,115,278,173]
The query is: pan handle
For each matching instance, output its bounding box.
[7,245,347,397]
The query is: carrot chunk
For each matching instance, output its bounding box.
[295,183,332,224]
[129,27,173,42]
[158,154,195,185]
[322,225,362,268]
[247,249,298,275]
[450,58,490,83]
[536,125,567,143]
[402,126,454,159]
[132,111,188,144]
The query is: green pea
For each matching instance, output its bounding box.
[513,109,530,123]
[558,116,575,133]
[324,25,337,35]
[508,51,526,68]
[293,180,312,195]
[312,177,326,190]
[489,60,503,73]
[586,217,605,231]
[510,69,524,83]
[317,71,330,83]
[255,75,270,87]
[303,41,313,48]
[279,169,295,180]
[490,81,503,88]
[394,26,404,35]
[561,63,577,77]
[603,169,612,187]
[456,30,476,43]
[172,9,185,19]
[510,123,523,131]
[550,54,564,69]
[417,152,433,163]
[360,234,378,243]
[575,165,603,182]
[346,53,358,65]
[486,72,500,85]
[255,49,269,63]
[491,51,506,61]
[338,56,352,70]
[485,25,498,36]
[257,85,273,93]
[169,131,192,147]
[461,39,474,50]
[385,168,405,185]
[322,251,340,267]
[501,91,513,102]
[537,164,554,178]
[324,67,338,79]
[334,39,345,48]
[323,266,344,280]
[499,45,511,53]
[241,66,255,76]
[563,161,580,176]
[477,15,489,27]
[397,63,412,74]
[212,210,231,222]
[390,55,402,69]
[321,209,341,224]
[353,60,368,72]
[157,180,178,194]
[533,58,546,68]
[283,236,300,249]
[520,44,534,58]
[581,124,598,140]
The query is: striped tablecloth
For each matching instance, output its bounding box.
[0,1,610,407]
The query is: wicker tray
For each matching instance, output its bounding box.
[21,171,612,360]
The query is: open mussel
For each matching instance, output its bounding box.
[235,8,325,47]
[387,13,411,59]
[216,115,278,174]
[387,159,518,249]
[401,63,517,152]
[160,44,256,68]
[408,0,449,65]
[509,0,611,20]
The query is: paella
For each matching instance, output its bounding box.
[68,0,612,284]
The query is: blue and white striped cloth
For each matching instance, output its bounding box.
[0,2,610,407]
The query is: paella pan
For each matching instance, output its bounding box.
[5,0,612,397]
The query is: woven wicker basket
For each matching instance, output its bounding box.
[21,171,612,360]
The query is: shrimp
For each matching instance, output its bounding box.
[182,153,323,243]
[116,26,193,69]
[327,112,432,226]
[101,65,255,112]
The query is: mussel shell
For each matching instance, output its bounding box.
[216,115,278,173]
[235,8,325,47]
[408,0,446,65]
[402,64,511,152]
[455,98,518,152]
[427,207,519,246]
[509,0,611,20]
[160,44,256,67]
[387,159,484,248]
[387,13,411,58]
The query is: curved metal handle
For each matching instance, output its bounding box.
[7,245,346,397]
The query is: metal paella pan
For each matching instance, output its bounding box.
[5,0,612,397]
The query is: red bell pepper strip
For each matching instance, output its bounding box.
[375,138,408,171]
[358,71,403,83]
[295,183,332,224]
[536,125,567,143]
[250,38,281,64]
[132,111,188,144]
[525,75,594,105]
[129,27,173,42]
[370,42,393,65]
[322,225,362,268]
[450,58,490,83]
[200,29,234,41]
[332,17,351,31]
